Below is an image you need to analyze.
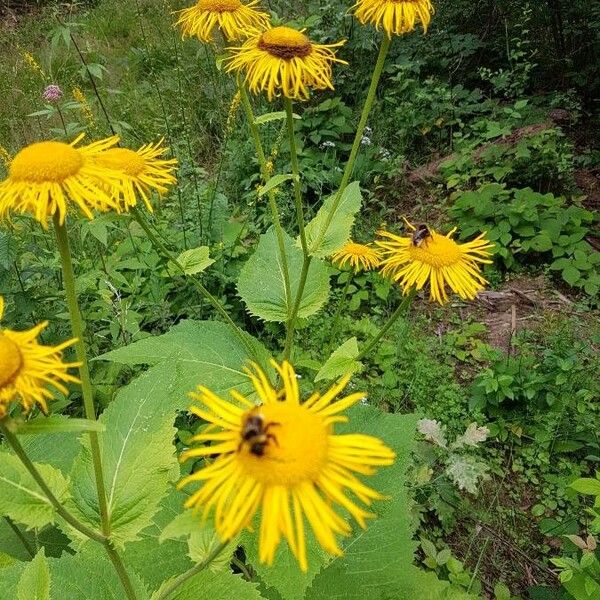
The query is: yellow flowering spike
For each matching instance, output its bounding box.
[376,222,494,304]
[179,359,395,572]
[176,0,270,43]
[331,241,382,273]
[353,0,434,36]
[0,297,79,417]
[93,141,178,213]
[226,26,347,102]
[0,135,125,228]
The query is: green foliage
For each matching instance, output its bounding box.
[450,184,599,295]
[315,337,362,382]
[17,550,50,600]
[237,229,330,322]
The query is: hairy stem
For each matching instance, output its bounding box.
[283,98,312,361]
[155,541,230,600]
[238,81,292,331]
[310,35,392,254]
[356,288,416,361]
[53,216,110,537]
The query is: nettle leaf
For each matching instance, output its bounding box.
[152,568,264,600]
[305,182,363,258]
[238,229,330,323]
[99,320,271,402]
[68,368,180,548]
[0,451,70,530]
[315,337,363,382]
[48,545,148,600]
[169,246,215,276]
[17,549,50,600]
[306,408,420,600]
[124,491,193,594]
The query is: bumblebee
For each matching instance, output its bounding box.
[411,224,431,247]
[239,408,280,457]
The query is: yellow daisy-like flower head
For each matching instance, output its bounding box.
[0,297,79,417]
[176,0,270,43]
[353,0,434,36]
[0,134,124,228]
[376,222,494,304]
[179,360,395,572]
[331,241,382,273]
[226,26,347,102]
[93,141,178,213]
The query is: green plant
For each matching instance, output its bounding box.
[450,184,599,296]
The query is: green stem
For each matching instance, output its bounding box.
[130,208,255,358]
[103,539,139,600]
[283,97,312,361]
[310,35,392,254]
[53,216,110,536]
[4,516,35,558]
[356,289,416,361]
[327,274,353,354]
[155,541,230,600]
[0,420,106,544]
[238,81,292,329]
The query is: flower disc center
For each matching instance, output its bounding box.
[238,402,328,486]
[0,335,23,389]
[198,0,241,12]
[258,27,312,59]
[96,148,145,177]
[10,141,84,184]
[408,233,462,267]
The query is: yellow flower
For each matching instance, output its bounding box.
[72,87,95,128]
[331,241,382,273]
[0,297,79,417]
[352,0,434,36]
[179,360,395,572]
[376,222,494,304]
[176,0,270,43]
[93,141,178,212]
[0,135,124,228]
[226,26,347,102]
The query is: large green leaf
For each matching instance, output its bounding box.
[152,568,265,600]
[124,491,193,594]
[305,182,363,258]
[305,408,419,600]
[237,229,330,322]
[315,337,362,382]
[17,550,50,600]
[0,562,25,598]
[68,368,180,548]
[0,451,70,530]
[98,320,270,402]
[48,546,148,600]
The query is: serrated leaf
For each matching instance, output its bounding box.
[259,174,297,197]
[254,111,299,125]
[161,509,238,570]
[306,408,420,600]
[571,477,600,496]
[48,545,148,600]
[305,182,363,258]
[0,451,69,530]
[315,338,362,382]
[17,550,50,600]
[124,491,193,594]
[169,246,215,276]
[98,320,271,402]
[152,568,264,600]
[238,229,330,322]
[68,368,180,548]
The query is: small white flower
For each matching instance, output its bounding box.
[320,140,336,149]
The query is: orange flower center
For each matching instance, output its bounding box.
[408,233,462,267]
[0,335,23,389]
[10,142,84,184]
[96,148,145,177]
[237,402,328,486]
[258,26,312,59]
[198,0,241,12]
